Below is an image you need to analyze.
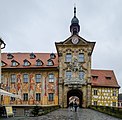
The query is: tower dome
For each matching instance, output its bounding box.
[70,6,80,35]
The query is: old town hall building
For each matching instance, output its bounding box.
[1,7,120,115]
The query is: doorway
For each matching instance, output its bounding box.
[67,89,83,108]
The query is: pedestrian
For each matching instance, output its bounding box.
[74,101,78,112]
[69,101,73,111]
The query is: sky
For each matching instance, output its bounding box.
[0,0,122,92]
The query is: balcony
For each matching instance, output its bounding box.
[64,77,86,86]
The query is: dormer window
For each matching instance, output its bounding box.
[50,53,56,59]
[47,59,54,66]
[30,53,36,59]
[1,61,7,67]
[7,53,14,59]
[92,75,98,80]
[11,60,19,67]
[36,59,43,66]
[106,76,111,80]
[23,59,30,66]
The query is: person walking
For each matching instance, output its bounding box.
[69,101,73,111]
[74,101,78,112]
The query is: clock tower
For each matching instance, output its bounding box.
[55,7,96,108]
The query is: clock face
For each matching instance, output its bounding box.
[72,37,79,44]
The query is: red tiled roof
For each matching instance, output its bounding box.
[1,53,58,69]
[91,69,120,88]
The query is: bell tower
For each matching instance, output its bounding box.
[55,6,95,108]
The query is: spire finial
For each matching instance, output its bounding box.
[74,4,76,17]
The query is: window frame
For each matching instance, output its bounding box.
[23,93,28,101]
[66,71,72,79]
[48,73,54,82]
[48,93,54,101]
[35,74,41,83]
[78,53,84,62]
[94,89,98,95]
[65,53,72,62]
[23,74,29,83]
[36,59,43,66]
[36,93,41,101]
[79,71,85,79]
[11,74,16,83]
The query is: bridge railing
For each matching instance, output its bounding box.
[90,105,122,119]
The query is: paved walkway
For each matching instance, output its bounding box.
[1,108,121,120]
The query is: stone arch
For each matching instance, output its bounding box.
[67,89,83,108]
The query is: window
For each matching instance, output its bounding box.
[78,53,84,62]
[7,53,14,59]
[30,53,36,59]
[112,102,116,107]
[13,108,16,115]
[79,71,85,79]
[24,59,30,66]
[66,71,72,79]
[65,53,72,62]
[1,95,3,101]
[94,101,97,106]
[1,61,6,67]
[11,97,15,101]
[48,93,54,101]
[49,73,54,82]
[36,93,41,101]
[47,60,53,66]
[113,90,116,96]
[92,76,98,80]
[1,74,4,84]
[11,74,16,83]
[23,74,29,83]
[35,74,41,83]
[106,76,111,80]
[50,53,56,59]
[94,90,98,95]
[12,61,17,66]
[36,59,43,66]
[23,93,28,101]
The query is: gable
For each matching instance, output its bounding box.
[63,35,88,45]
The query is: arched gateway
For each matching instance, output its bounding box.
[67,89,83,108]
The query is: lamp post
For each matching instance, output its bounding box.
[0,38,6,88]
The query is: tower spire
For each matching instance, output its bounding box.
[74,5,76,17]
[70,6,80,35]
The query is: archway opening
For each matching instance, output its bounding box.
[67,89,82,108]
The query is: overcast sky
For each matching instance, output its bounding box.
[0,0,122,92]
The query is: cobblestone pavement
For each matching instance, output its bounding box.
[1,108,122,120]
